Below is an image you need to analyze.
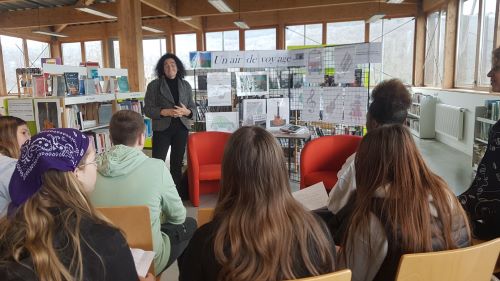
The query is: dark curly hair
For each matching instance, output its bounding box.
[154,53,186,79]
[369,78,412,125]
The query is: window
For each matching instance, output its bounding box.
[456,0,496,88]
[327,21,365,45]
[113,40,120,68]
[285,23,323,49]
[84,41,103,67]
[424,11,446,87]
[1,35,24,94]
[245,28,277,50]
[143,38,167,86]
[26,40,50,68]
[62,42,82,66]
[369,17,416,86]
[206,30,239,51]
[174,33,197,69]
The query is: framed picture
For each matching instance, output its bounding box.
[34,99,62,133]
[236,72,268,96]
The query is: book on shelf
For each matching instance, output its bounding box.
[32,75,47,97]
[117,76,129,93]
[144,119,152,138]
[85,129,112,154]
[52,76,67,96]
[41,57,62,65]
[98,104,113,125]
[64,72,80,96]
[485,100,500,121]
[108,78,119,94]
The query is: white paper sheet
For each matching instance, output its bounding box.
[206,112,239,132]
[236,72,268,96]
[344,87,368,126]
[266,98,289,131]
[322,87,344,124]
[334,45,356,84]
[130,248,155,278]
[242,99,267,126]
[301,87,322,122]
[207,72,232,106]
[292,182,328,210]
[7,99,35,121]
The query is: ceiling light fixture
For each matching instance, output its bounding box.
[33,30,69,37]
[366,13,385,23]
[75,7,117,19]
[178,16,193,21]
[233,20,249,29]
[386,0,404,3]
[208,0,233,13]
[233,0,249,29]
[142,26,163,33]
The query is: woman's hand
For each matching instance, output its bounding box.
[160,108,177,117]
[139,273,156,281]
[174,103,191,117]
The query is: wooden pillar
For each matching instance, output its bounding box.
[278,25,285,50]
[81,42,86,62]
[413,8,426,86]
[196,30,204,51]
[117,0,145,92]
[443,0,458,89]
[494,0,500,48]
[22,39,29,67]
[102,39,111,68]
[239,29,245,50]
[0,40,7,96]
[365,23,370,43]
[50,38,62,59]
[322,22,327,45]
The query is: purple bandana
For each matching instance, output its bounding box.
[8,128,89,212]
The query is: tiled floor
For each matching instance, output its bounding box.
[159,137,474,281]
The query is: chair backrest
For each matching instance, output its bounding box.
[96,206,153,251]
[197,207,215,228]
[188,131,231,166]
[288,269,351,281]
[300,135,361,187]
[395,238,500,281]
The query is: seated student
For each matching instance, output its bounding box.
[91,110,196,275]
[0,116,31,217]
[325,79,411,241]
[0,128,154,281]
[339,124,470,281]
[179,126,336,281]
[459,47,500,240]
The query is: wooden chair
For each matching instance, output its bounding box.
[96,206,156,277]
[288,270,351,281]
[394,238,500,281]
[197,207,214,228]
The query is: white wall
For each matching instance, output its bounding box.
[413,87,496,156]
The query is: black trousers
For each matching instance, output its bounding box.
[161,217,197,269]
[152,119,189,187]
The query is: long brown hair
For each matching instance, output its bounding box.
[0,116,27,158]
[214,126,335,281]
[342,125,470,259]
[0,147,113,281]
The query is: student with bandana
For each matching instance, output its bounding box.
[0,128,154,281]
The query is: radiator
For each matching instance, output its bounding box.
[435,103,465,140]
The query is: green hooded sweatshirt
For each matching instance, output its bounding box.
[90,145,186,275]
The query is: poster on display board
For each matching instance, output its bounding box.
[207,72,232,106]
[190,50,306,69]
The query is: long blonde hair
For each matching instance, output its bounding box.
[0,148,113,281]
[213,126,335,281]
[342,125,470,259]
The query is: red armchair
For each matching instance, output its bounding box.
[187,131,231,207]
[300,135,362,192]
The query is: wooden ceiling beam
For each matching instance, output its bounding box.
[54,24,68,33]
[423,0,448,13]
[0,2,165,29]
[177,0,419,17]
[204,3,418,30]
[141,0,202,30]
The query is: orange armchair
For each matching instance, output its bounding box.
[187,131,231,207]
[300,135,362,192]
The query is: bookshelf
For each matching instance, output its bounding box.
[472,100,500,171]
[406,92,436,139]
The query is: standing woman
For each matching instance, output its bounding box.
[0,116,31,217]
[459,47,500,239]
[144,53,197,190]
